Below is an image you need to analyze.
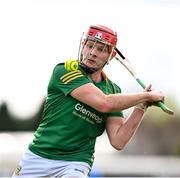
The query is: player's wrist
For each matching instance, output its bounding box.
[134,103,147,112]
[144,91,151,101]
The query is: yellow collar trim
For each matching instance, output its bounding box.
[101,71,108,81]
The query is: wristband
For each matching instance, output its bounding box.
[134,104,147,112]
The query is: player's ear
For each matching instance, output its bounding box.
[106,50,116,65]
[112,51,116,57]
[108,46,116,58]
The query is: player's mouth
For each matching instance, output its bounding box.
[86,59,96,65]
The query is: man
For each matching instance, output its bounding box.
[12,25,164,177]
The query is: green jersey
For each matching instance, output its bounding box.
[29,63,123,166]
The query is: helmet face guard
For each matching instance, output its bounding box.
[78,25,118,73]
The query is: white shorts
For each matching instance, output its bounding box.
[12,149,91,178]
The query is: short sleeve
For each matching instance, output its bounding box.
[107,111,124,117]
[50,64,91,96]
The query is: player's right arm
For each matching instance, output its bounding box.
[70,83,164,113]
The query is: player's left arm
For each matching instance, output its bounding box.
[106,108,145,151]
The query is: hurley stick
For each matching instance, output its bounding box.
[114,47,174,115]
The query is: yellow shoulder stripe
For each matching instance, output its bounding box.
[60,70,82,80]
[60,70,84,84]
[64,74,84,84]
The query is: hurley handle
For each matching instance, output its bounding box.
[136,78,174,115]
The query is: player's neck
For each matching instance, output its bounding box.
[90,70,102,83]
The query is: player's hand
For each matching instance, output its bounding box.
[145,84,164,106]
[135,84,165,112]
[148,90,164,103]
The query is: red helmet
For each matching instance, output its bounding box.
[86,25,117,47]
[78,25,117,73]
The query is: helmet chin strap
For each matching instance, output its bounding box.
[80,56,112,74]
[79,62,103,74]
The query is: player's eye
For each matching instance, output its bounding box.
[86,41,94,49]
[97,47,104,52]
[98,46,108,53]
[87,44,93,49]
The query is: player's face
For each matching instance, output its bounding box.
[81,40,111,69]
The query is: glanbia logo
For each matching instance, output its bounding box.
[75,103,102,123]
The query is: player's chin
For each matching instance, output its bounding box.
[85,61,96,68]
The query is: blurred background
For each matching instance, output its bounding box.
[0,0,180,177]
